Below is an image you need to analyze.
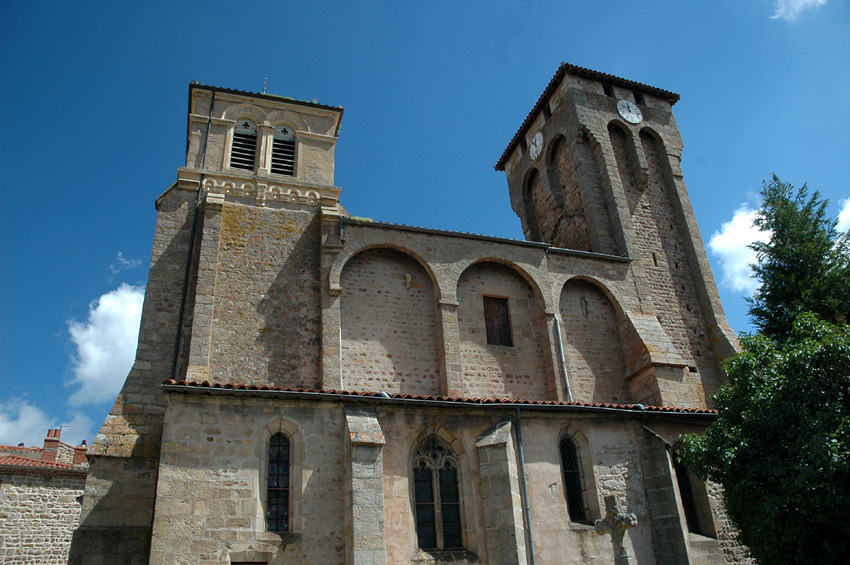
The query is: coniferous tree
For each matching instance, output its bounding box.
[748,175,850,342]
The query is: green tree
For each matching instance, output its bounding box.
[680,316,850,564]
[748,175,850,342]
[681,176,850,563]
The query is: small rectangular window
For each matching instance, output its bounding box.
[483,296,512,347]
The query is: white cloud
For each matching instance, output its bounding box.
[771,0,829,21]
[67,283,144,406]
[108,252,142,282]
[837,197,850,233]
[0,399,54,447]
[0,401,96,449]
[709,204,771,295]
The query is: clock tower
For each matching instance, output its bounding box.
[496,63,738,401]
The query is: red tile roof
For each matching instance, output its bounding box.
[162,379,716,416]
[0,454,87,478]
[494,62,680,171]
[0,444,43,453]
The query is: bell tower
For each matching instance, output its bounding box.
[496,63,738,403]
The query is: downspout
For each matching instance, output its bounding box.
[339,322,344,390]
[515,407,536,565]
[553,314,574,402]
[171,88,216,380]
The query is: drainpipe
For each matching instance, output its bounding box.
[553,314,573,402]
[171,88,216,380]
[515,407,536,565]
[339,322,344,390]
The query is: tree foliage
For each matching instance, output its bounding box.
[681,176,850,563]
[680,316,850,564]
[748,175,850,342]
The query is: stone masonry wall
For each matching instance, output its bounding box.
[340,248,440,395]
[456,262,548,400]
[560,278,630,403]
[552,136,592,251]
[638,131,722,400]
[0,473,84,564]
[210,201,323,388]
[528,169,558,244]
[609,124,710,402]
[150,393,346,565]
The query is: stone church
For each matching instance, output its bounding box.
[69,63,746,564]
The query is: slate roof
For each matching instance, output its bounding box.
[494,62,680,171]
[162,379,716,416]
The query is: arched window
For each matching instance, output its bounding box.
[267,432,290,532]
[230,119,258,171]
[413,436,462,549]
[271,124,296,176]
[560,436,587,522]
[673,455,701,534]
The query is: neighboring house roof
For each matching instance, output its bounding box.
[494,62,680,171]
[0,455,87,479]
[162,379,716,417]
[0,444,43,455]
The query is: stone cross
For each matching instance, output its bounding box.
[595,495,638,565]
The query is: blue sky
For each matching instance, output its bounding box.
[1,0,849,448]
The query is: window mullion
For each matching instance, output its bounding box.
[433,470,444,549]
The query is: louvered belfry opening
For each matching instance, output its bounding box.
[230,119,258,171]
[271,124,296,176]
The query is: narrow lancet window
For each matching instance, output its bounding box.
[267,432,290,532]
[673,456,701,534]
[560,436,587,522]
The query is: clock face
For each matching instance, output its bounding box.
[529,132,544,160]
[617,99,643,124]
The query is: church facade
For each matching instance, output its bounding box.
[69,64,746,564]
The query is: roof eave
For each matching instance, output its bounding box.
[494,63,680,171]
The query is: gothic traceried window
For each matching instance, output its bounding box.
[413,435,463,550]
[267,432,290,533]
[560,436,587,523]
[230,119,258,171]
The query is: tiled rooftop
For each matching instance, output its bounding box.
[162,379,716,416]
[0,454,81,470]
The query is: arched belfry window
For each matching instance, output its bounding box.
[560,436,587,523]
[271,124,296,176]
[267,432,290,532]
[230,119,258,171]
[413,435,463,550]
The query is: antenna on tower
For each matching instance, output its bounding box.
[263,78,268,94]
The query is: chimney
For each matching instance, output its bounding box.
[74,440,89,466]
[43,428,60,462]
